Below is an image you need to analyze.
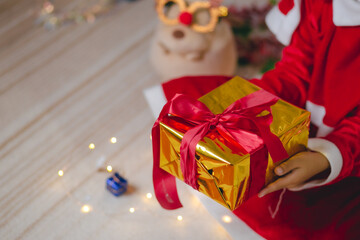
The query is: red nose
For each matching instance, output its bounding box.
[179,11,193,26]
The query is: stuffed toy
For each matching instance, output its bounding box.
[150,0,237,81]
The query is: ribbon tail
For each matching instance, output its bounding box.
[152,121,182,210]
[247,146,269,199]
[244,115,289,200]
[151,94,214,209]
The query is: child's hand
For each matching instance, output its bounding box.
[258,151,330,198]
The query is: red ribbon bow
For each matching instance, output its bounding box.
[152,89,289,210]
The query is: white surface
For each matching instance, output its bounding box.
[143,84,167,119]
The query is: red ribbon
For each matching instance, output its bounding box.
[152,89,289,210]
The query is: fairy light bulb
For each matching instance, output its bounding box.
[177,215,183,221]
[81,204,92,213]
[222,215,232,223]
[110,137,117,143]
[146,193,152,199]
[43,2,55,14]
[86,14,96,23]
[106,165,113,172]
[129,208,135,213]
[89,143,95,150]
[58,170,64,176]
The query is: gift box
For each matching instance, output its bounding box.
[152,76,310,210]
[106,172,128,197]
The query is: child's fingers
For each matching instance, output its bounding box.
[257,181,283,198]
[275,156,300,176]
[258,170,299,198]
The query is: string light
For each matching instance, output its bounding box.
[43,2,54,14]
[110,137,117,144]
[81,204,92,213]
[56,138,198,223]
[222,215,232,223]
[106,165,113,173]
[58,170,64,177]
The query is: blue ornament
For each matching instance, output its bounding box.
[106,172,128,196]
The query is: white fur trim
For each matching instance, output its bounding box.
[288,138,343,191]
[333,0,360,26]
[143,85,167,119]
[305,101,334,137]
[265,0,301,46]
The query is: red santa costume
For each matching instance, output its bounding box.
[144,0,360,239]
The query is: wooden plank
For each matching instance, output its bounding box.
[0,1,157,147]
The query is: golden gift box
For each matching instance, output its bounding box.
[156,76,310,210]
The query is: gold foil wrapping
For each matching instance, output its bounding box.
[159,76,310,210]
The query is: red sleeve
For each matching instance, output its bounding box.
[323,107,360,182]
[251,1,313,108]
[252,0,360,183]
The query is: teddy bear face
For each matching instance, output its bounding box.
[150,0,237,81]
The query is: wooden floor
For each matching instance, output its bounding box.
[0,1,238,239]
[0,0,271,239]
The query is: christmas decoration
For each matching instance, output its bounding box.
[106,172,128,196]
[55,136,210,223]
[150,0,237,81]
